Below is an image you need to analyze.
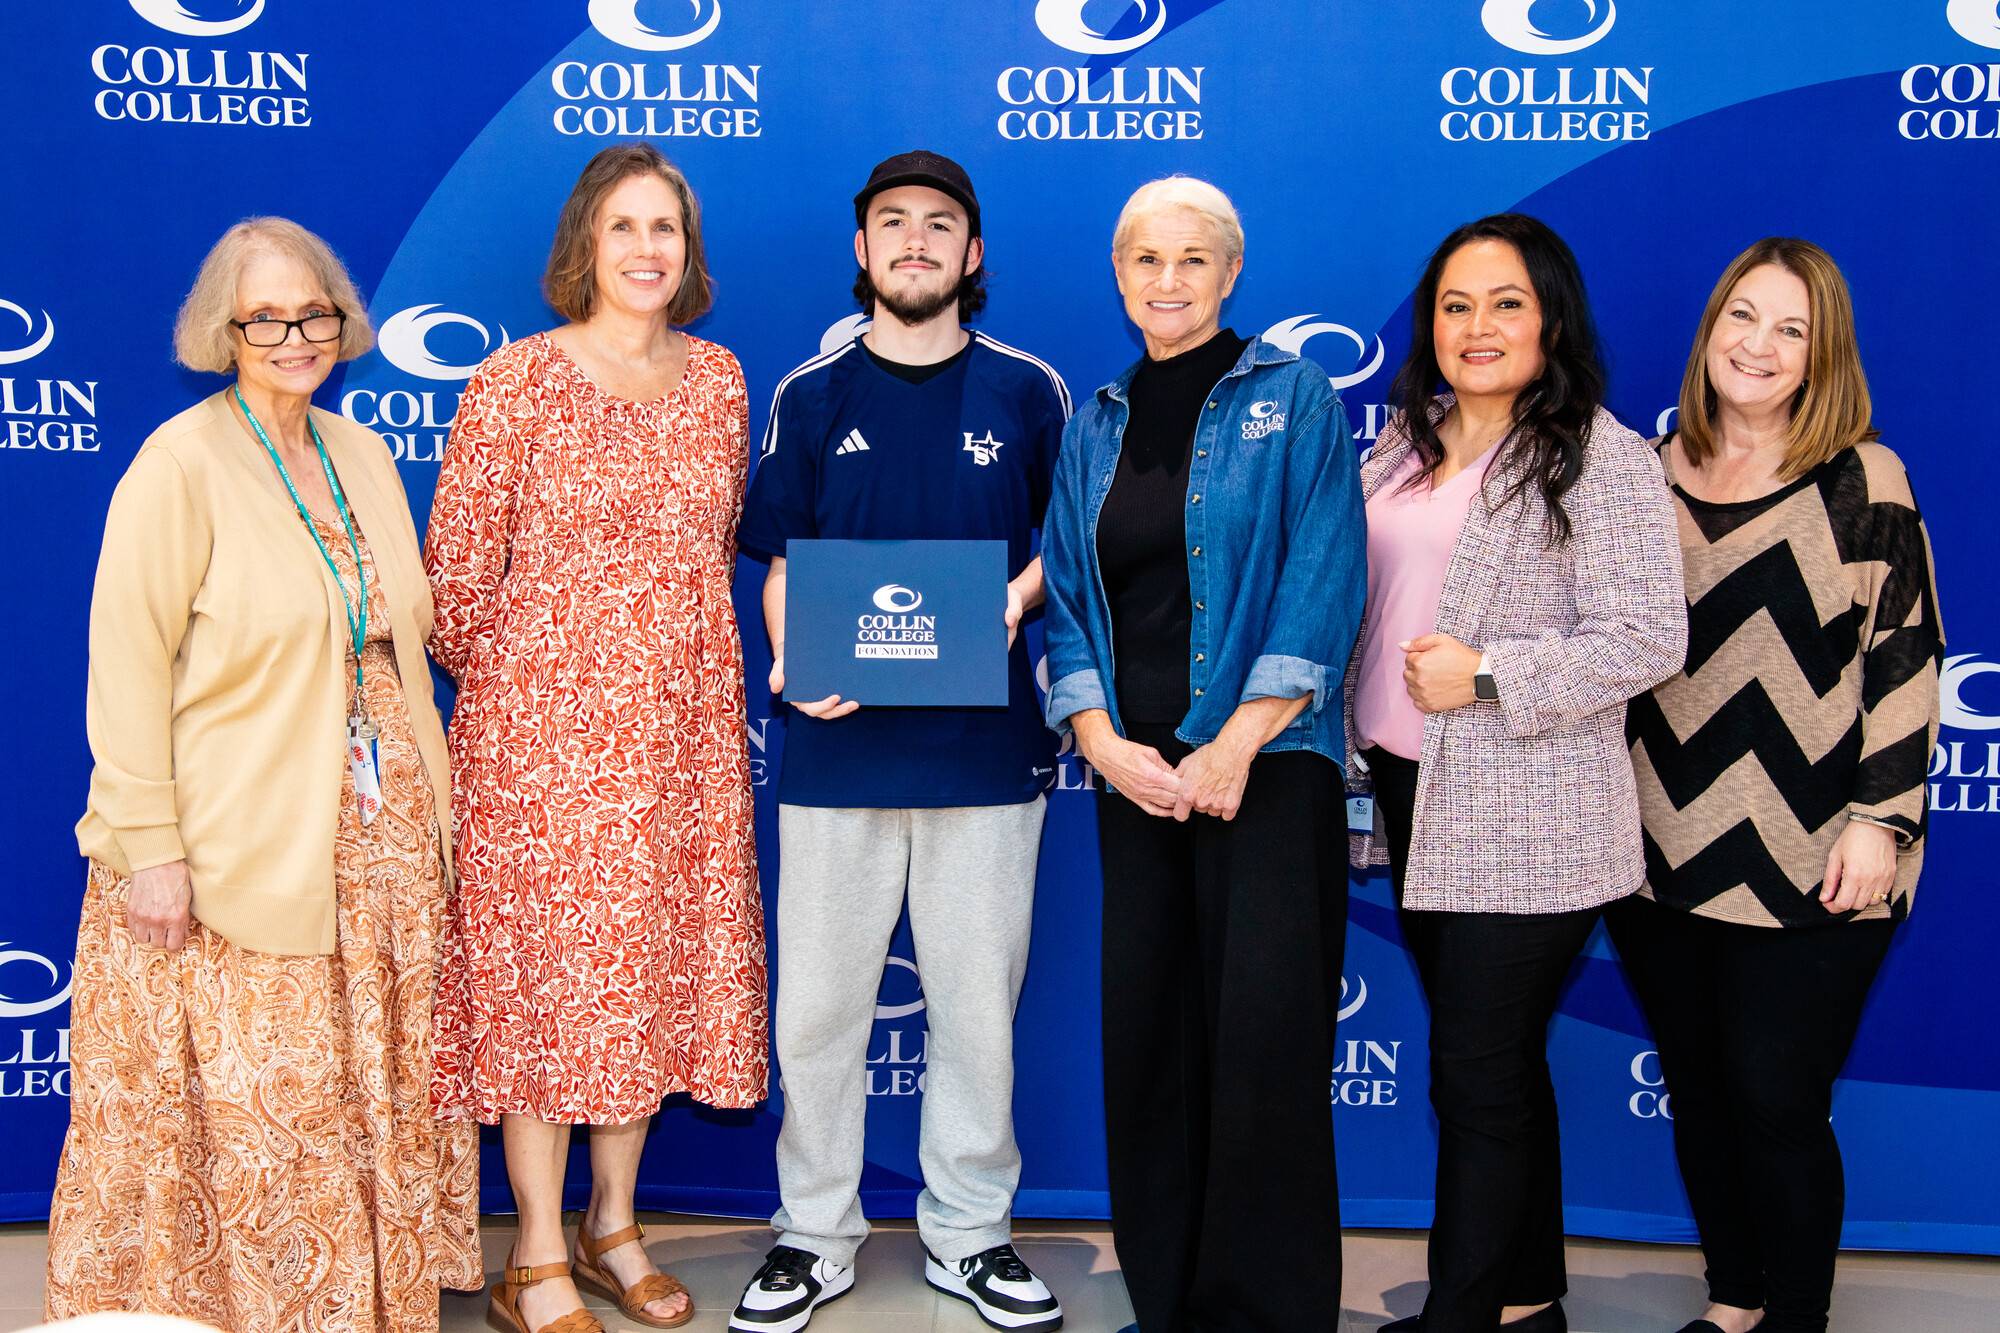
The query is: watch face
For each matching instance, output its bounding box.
[1475,674,1498,701]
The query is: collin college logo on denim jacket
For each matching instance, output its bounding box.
[997,0,1205,141]
[556,0,761,139]
[93,1,313,129]
[1241,401,1287,441]
[1896,3,2000,141]
[1440,0,1654,144]
[0,301,101,457]
[339,304,509,466]
[1932,654,2000,815]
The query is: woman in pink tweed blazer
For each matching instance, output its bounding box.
[1348,215,1686,1333]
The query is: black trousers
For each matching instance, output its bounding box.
[1097,723,1348,1333]
[1605,894,1896,1333]
[1367,747,1598,1333]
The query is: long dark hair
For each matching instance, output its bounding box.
[1389,213,1604,545]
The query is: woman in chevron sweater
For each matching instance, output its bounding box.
[1612,238,1944,1333]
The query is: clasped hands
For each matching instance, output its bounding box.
[1084,733,1253,821]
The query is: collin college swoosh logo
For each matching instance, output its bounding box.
[1941,654,2000,731]
[1035,0,1168,55]
[1337,975,1368,1022]
[876,956,925,1020]
[1261,315,1386,391]
[1948,0,2000,49]
[0,301,54,365]
[376,305,510,382]
[0,945,71,1019]
[873,584,924,613]
[1481,0,1616,55]
[820,313,872,356]
[128,0,266,37]
[588,0,722,51]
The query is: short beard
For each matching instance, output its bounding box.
[865,258,965,326]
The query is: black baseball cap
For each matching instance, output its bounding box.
[853,150,981,237]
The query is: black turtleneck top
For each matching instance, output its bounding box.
[1095,328,1248,724]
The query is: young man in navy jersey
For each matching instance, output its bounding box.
[728,152,1070,1333]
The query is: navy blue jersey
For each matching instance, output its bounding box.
[740,331,1071,808]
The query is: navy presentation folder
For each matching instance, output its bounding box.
[782,539,1009,708]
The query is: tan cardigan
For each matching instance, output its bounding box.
[75,391,453,955]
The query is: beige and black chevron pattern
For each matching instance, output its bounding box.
[1628,441,1942,928]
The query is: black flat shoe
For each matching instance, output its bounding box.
[1675,1323,1727,1333]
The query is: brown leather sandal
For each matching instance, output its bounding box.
[487,1256,606,1333]
[572,1222,695,1329]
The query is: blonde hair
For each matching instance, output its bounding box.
[1677,237,1877,480]
[1112,175,1244,263]
[543,143,713,325]
[173,217,373,373]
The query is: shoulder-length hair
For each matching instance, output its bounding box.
[544,143,713,325]
[173,217,374,373]
[1676,237,1876,478]
[1389,212,1605,546]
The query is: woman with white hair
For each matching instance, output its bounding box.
[1041,176,1366,1330]
[47,217,479,1330]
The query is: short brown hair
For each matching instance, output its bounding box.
[1676,237,1877,480]
[543,143,713,325]
[173,217,374,373]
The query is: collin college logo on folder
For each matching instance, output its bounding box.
[784,540,1009,708]
[857,584,937,660]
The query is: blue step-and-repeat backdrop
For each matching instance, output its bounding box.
[4,1,1997,1254]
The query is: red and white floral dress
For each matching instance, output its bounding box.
[426,331,767,1123]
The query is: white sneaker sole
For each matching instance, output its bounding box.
[924,1255,1064,1332]
[728,1263,854,1333]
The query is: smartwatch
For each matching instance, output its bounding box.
[1473,651,1498,702]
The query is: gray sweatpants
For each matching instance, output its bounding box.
[770,798,1046,1266]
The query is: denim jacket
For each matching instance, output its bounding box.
[1041,336,1367,763]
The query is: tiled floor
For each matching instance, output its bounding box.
[2,1215,1995,1331]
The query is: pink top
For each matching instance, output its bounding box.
[1354,445,1494,760]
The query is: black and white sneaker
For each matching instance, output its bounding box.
[925,1244,1064,1331]
[729,1245,853,1333]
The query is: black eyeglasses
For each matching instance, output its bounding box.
[229,309,346,347]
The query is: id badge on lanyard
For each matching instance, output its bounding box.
[348,714,383,825]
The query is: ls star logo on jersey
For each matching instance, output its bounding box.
[962,429,1006,465]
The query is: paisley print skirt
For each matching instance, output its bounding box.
[45,638,481,1332]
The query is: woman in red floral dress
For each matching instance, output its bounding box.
[426,144,767,1333]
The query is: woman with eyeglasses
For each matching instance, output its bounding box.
[47,217,480,1331]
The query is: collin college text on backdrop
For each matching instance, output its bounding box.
[4,1,1997,1253]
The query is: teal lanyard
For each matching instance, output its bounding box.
[233,385,370,717]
